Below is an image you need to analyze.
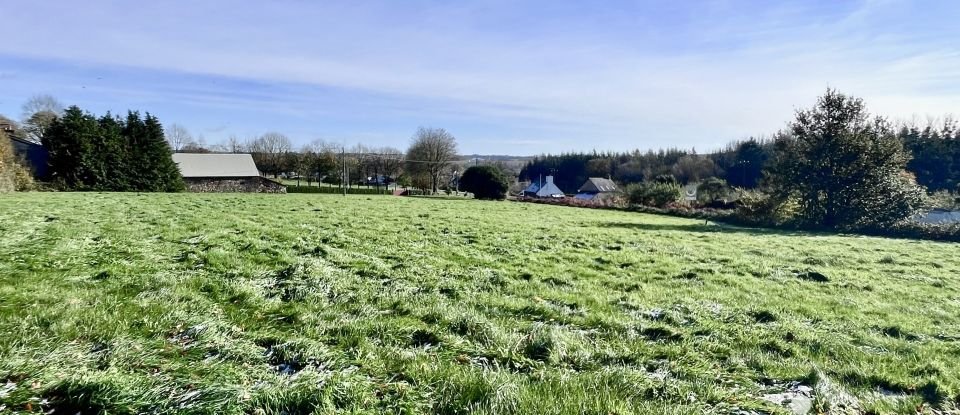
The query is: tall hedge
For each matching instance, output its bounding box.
[43,107,184,192]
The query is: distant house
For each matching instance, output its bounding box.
[522,175,565,198]
[365,175,389,185]
[915,209,960,225]
[574,177,618,201]
[521,181,540,197]
[5,133,49,179]
[172,153,285,193]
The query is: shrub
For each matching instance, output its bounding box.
[731,189,780,226]
[653,174,678,185]
[696,177,729,203]
[518,195,623,209]
[625,182,681,207]
[285,186,384,195]
[0,130,31,192]
[889,221,960,242]
[13,161,34,191]
[0,134,14,193]
[459,165,509,200]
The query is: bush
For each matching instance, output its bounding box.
[13,162,34,191]
[625,182,681,207]
[0,130,31,192]
[887,221,960,242]
[653,174,678,185]
[517,195,624,209]
[459,165,509,200]
[696,177,729,203]
[0,134,13,192]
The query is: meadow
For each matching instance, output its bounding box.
[0,193,958,414]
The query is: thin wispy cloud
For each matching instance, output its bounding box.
[0,0,957,154]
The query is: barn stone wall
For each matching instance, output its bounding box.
[184,177,286,193]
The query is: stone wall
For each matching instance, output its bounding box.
[184,177,287,193]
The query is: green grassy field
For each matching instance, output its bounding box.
[0,193,958,414]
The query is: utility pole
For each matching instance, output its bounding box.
[342,146,347,197]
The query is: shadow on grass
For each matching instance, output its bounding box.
[596,221,810,237]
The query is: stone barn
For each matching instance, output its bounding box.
[172,153,285,193]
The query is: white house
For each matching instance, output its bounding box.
[524,175,565,198]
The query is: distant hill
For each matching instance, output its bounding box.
[458,154,535,162]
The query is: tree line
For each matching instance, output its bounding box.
[521,89,959,233]
[3,94,465,194]
[520,114,959,198]
[6,90,957,234]
[168,125,461,193]
[519,141,769,195]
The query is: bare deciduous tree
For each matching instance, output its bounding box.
[21,94,64,121]
[374,147,403,180]
[405,127,458,193]
[226,135,245,153]
[249,132,293,177]
[20,95,64,144]
[308,139,339,184]
[165,124,193,152]
[363,146,403,192]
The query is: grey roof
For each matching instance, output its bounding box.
[172,153,261,178]
[522,182,541,194]
[533,175,565,197]
[578,177,617,193]
[535,182,564,197]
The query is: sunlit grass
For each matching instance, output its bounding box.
[0,193,958,414]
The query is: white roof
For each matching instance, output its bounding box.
[535,182,565,197]
[172,153,261,178]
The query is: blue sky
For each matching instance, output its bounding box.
[1,0,958,155]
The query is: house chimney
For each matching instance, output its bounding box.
[545,175,555,184]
